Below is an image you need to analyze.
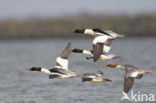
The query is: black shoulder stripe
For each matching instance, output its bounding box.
[49,68,64,74]
[93,28,110,36]
[82,78,92,82]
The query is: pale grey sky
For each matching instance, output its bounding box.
[0,0,156,19]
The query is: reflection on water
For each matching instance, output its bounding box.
[0,38,156,103]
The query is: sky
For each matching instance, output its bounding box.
[0,0,156,19]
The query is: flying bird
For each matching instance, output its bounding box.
[72,48,121,61]
[82,70,112,83]
[26,42,81,79]
[104,64,152,100]
[73,28,125,38]
[73,28,124,62]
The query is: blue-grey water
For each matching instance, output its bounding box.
[0,38,156,103]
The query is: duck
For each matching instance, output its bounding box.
[73,28,125,38]
[104,64,152,100]
[73,28,123,62]
[73,28,125,54]
[72,48,121,61]
[26,42,81,79]
[73,28,125,49]
[82,70,112,83]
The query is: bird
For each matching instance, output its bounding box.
[72,48,121,61]
[73,28,125,38]
[73,28,125,53]
[73,28,124,62]
[104,64,152,100]
[81,70,112,83]
[26,42,81,79]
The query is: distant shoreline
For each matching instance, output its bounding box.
[0,14,156,39]
[0,36,156,41]
[0,34,156,40]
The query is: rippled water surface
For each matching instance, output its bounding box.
[0,38,156,103]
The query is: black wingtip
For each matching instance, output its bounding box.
[93,59,97,62]
[106,79,112,82]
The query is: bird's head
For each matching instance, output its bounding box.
[26,67,42,71]
[72,29,84,33]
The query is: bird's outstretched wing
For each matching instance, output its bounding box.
[124,77,134,93]
[55,42,72,70]
[93,43,104,62]
[59,42,72,59]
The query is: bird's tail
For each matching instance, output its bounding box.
[102,79,112,82]
[144,70,153,74]
[114,56,122,59]
[118,34,125,38]
[71,71,83,77]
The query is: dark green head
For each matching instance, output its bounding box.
[72,29,85,33]
[26,67,41,71]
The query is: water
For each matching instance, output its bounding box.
[0,38,156,103]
